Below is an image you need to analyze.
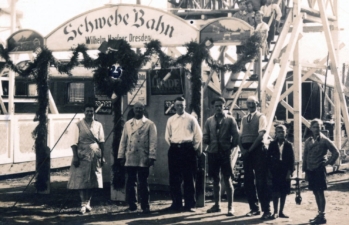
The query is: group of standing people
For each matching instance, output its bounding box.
[234,0,282,61]
[204,96,294,220]
[67,95,339,224]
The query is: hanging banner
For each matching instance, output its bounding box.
[7,29,44,52]
[127,71,147,105]
[45,4,199,50]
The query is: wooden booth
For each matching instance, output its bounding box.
[26,4,199,198]
[0,3,261,199]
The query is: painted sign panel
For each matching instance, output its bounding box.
[128,71,147,105]
[46,4,198,50]
[164,100,176,116]
[150,69,183,95]
[200,18,253,44]
[95,97,113,114]
[7,29,44,52]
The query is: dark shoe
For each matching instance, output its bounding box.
[128,204,137,212]
[309,214,320,222]
[246,210,261,217]
[310,216,327,224]
[270,213,279,219]
[142,208,150,214]
[207,205,221,213]
[261,212,272,220]
[227,208,234,217]
[279,212,289,218]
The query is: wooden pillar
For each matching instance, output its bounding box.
[264,13,303,135]
[257,48,262,108]
[318,0,349,171]
[219,46,226,95]
[293,0,302,163]
[10,0,17,33]
[9,0,16,114]
[330,0,342,168]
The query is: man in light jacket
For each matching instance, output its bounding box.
[118,101,157,213]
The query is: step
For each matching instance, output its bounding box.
[228,87,258,92]
[229,78,259,82]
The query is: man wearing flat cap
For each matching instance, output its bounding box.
[203,97,239,216]
[239,96,271,219]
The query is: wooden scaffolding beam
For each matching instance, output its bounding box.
[317,0,349,149]
[264,13,304,137]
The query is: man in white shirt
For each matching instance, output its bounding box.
[239,96,271,220]
[165,96,203,212]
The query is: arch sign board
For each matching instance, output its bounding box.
[7,29,44,52]
[45,4,199,51]
[200,18,254,45]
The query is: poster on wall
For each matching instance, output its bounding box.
[127,71,147,105]
[150,69,183,95]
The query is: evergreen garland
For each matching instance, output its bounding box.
[0,47,54,191]
[0,32,261,191]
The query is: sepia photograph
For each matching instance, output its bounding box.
[0,0,349,224]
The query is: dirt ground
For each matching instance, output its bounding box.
[1,168,349,225]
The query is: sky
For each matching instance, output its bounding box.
[0,0,348,64]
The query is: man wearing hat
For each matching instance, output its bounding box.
[203,97,239,216]
[239,96,271,219]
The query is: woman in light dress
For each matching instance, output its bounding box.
[67,103,105,214]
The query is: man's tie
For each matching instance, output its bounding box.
[247,114,252,123]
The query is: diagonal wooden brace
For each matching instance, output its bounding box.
[264,13,304,137]
[317,0,349,141]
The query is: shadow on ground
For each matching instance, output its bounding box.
[1,169,349,224]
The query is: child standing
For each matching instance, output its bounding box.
[303,119,339,224]
[267,124,295,219]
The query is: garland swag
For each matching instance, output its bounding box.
[0,33,261,191]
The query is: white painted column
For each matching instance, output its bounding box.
[293,0,303,165]
[293,0,302,163]
[318,0,349,169]
[331,0,342,168]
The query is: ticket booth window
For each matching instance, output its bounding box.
[68,82,84,103]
